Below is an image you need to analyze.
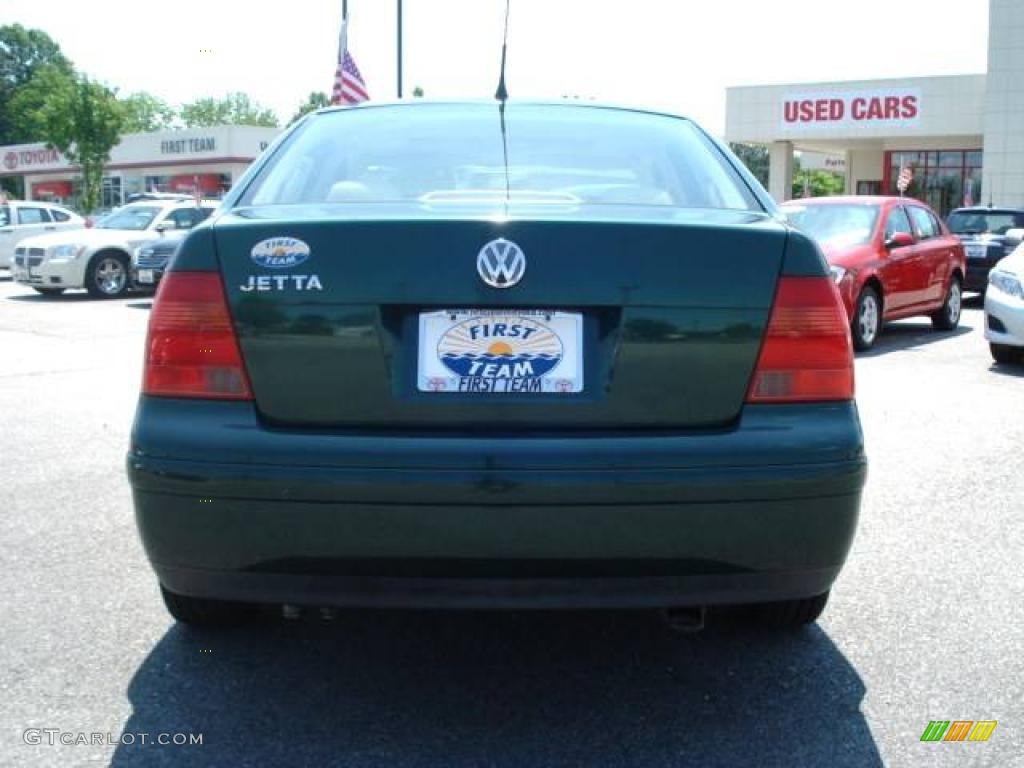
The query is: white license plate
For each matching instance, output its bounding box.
[137,269,154,284]
[418,309,584,393]
[965,244,987,260]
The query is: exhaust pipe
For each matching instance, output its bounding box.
[662,606,706,633]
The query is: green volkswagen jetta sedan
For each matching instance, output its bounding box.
[127,101,866,628]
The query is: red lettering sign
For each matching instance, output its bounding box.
[902,95,918,119]
[783,99,846,123]
[2,148,62,170]
[784,92,920,126]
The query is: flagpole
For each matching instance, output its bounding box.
[397,0,403,98]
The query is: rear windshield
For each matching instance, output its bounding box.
[782,203,880,249]
[240,104,760,211]
[947,210,1024,235]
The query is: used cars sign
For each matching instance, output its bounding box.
[781,89,921,130]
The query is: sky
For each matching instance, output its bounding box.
[3,0,990,136]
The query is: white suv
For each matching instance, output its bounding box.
[0,201,85,270]
[12,200,217,298]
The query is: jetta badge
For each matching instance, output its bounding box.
[477,238,526,288]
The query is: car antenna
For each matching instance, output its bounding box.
[495,0,511,205]
[495,0,510,101]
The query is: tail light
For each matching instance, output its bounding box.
[143,271,252,400]
[746,276,854,403]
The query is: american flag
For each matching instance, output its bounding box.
[897,163,913,194]
[331,18,369,105]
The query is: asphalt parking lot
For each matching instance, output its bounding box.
[0,275,1021,768]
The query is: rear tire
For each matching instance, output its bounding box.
[160,585,257,627]
[851,287,881,351]
[85,252,130,298]
[752,591,830,629]
[990,343,1021,365]
[32,287,65,296]
[931,276,962,331]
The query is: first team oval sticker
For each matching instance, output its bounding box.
[250,237,310,268]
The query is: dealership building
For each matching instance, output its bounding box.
[0,124,280,209]
[725,0,1022,216]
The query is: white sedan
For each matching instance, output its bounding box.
[985,242,1024,364]
[0,200,85,269]
[11,200,216,297]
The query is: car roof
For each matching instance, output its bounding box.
[9,200,71,208]
[781,195,921,207]
[949,206,1024,214]
[311,98,692,123]
[120,199,217,210]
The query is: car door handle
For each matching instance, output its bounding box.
[44,225,56,230]
[0,228,12,234]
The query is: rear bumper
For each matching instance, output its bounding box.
[130,265,165,289]
[155,564,843,610]
[128,398,867,608]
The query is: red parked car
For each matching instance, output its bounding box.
[781,196,966,350]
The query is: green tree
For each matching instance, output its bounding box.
[119,91,176,133]
[412,86,424,98]
[791,160,846,199]
[6,63,76,141]
[289,91,330,125]
[34,75,124,213]
[181,92,278,128]
[729,143,769,188]
[0,24,74,144]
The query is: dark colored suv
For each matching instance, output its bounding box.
[946,207,1024,293]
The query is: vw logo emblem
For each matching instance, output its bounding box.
[477,238,526,288]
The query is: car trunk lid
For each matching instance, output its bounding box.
[213,204,787,430]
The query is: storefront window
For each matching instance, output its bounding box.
[122,175,144,199]
[142,173,232,197]
[886,149,983,217]
[938,151,963,168]
[144,175,171,192]
[101,176,123,209]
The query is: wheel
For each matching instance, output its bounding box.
[931,276,962,331]
[851,286,881,351]
[752,591,830,629]
[159,585,257,627]
[32,287,65,296]
[990,343,1021,365]
[85,252,130,298]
